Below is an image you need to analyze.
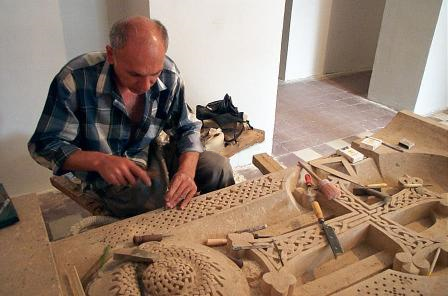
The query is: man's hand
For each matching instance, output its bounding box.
[95,154,151,186]
[63,150,151,187]
[165,171,197,209]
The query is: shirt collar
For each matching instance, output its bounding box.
[96,61,114,97]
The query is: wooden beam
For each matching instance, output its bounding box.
[220,129,265,158]
[50,176,108,216]
[252,153,284,175]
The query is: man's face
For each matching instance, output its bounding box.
[106,42,165,95]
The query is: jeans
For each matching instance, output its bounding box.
[96,147,235,218]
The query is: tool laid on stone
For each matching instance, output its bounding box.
[133,233,172,245]
[366,183,388,188]
[272,241,284,266]
[227,232,273,251]
[311,200,343,257]
[205,238,228,246]
[298,159,341,200]
[353,186,392,204]
[235,223,267,233]
[81,245,111,287]
[360,137,382,151]
[380,139,405,152]
[428,247,441,276]
[337,146,365,163]
[113,247,160,263]
[398,138,415,150]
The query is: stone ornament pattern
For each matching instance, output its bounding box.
[252,176,445,271]
[88,173,286,247]
[334,269,447,296]
[88,242,250,296]
[140,243,226,296]
[109,262,145,296]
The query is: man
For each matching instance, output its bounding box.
[29,16,234,217]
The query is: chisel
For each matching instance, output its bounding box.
[311,201,343,258]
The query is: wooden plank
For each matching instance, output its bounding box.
[220,128,265,158]
[310,162,361,186]
[252,153,284,174]
[50,176,108,215]
[0,194,62,296]
[294,250,392,296]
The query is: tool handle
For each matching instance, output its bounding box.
[297,159,322,182]
[311,201,324,220]
[133,234,164,245]
[364,188,391,201]
[305,174,313,186]
[205,238,228,247]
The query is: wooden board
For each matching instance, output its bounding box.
[220,128,265,158]
[50,176,108,215]
[252,153,284,174]
[0,194,62,295]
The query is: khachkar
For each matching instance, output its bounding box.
[53,111,448,296]
[79,169,447,295]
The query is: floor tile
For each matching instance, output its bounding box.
[326,139,351,150]
[312,144,336,157]
[274,153,300,168]
[356,131,374,138]
[293,148,322,162]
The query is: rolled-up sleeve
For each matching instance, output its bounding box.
[169,76,203,154]
[28,73,80,175]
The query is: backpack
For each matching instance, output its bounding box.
[196,94,252,145]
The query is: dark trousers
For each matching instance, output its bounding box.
[97,148,235,218]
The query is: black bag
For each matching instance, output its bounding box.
[196,94,252,144]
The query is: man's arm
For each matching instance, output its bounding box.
[63,150,151,187]
[164,151,199,209]
[29,73,151,187]
[162,73,203,209]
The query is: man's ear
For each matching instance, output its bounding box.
[106,45,114,64]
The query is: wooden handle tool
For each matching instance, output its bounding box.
[133,234,171,245]
[205,238,228,247]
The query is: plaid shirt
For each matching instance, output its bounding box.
[29,52,202,189]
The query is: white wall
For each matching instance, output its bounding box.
[107,0,150,28]
[150,0,286,166]
[58,0,110,58]
[414,0,447,115]
[283,0,385,80]
[368,0,444,111]
[0,0,67,196]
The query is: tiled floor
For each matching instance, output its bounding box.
[234,71,397,180]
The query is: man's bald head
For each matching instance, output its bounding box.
[109,16,169,51]
[106,16,169,94]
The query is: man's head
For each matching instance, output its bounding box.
[106,16,169,95]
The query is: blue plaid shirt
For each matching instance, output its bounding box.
[29,52,203,189]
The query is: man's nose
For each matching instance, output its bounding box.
[141,77,157,91]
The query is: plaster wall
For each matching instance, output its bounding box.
[107,0,150,28]
[0,0,67,196]
[414,0,447,115]
[150,0,286,166]
[58,0,109,58]
[368,0,444,111]
[283,0,385,80]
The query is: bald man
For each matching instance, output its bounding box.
[29,17,234,217]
